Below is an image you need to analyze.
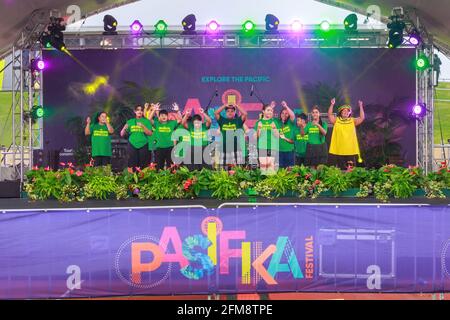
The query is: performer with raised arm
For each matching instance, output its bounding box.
[182,108,212,170]
[302,105,328,167]
[214,103,247,169]
[254,101,280,174]
[120,105,152,170]
[328,98,365,169]
[147,102,182,170]
[278,101,296,168]
[84,111,114,167]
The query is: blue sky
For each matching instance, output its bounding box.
[68,0,449,79]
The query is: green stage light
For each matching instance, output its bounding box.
[320,20,330,31]
[155,20,168,35]
[31,105,44,119]
[416,55,430,71]
[242,20,256,33]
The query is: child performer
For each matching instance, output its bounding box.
[85,111,114,167]
[303,106,328,167]
[278,101,296,168]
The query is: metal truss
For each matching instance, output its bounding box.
[62,29,393,50]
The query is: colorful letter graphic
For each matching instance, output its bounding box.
[268,237,304,279]
[181,235,215,280]
[131,242,163,284]
[220,230,246,274]
[159,227,189,268]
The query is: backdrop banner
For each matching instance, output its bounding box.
[0,205,449,298]
[43,48,417,165]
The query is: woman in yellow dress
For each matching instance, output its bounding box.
[327,98,365,169]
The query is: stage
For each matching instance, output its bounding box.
[0,199,449,299]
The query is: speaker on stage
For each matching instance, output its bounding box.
[0,180,21,198]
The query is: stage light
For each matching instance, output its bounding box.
[416,55,430,71]
[130,20,143,33]
[31,105,44,119]
[41,17,66,52]
[320,20,330,32]
[181,14,196,35]
[242,20,256,33]
[411,103,426,119]
[265,14,279,33]
[155,20,168,35]
[291,20,303,32]
[408,29,421,46]
[387,17,405,48]
[31,59,45,71]
[206,20,220,33]
[39,32,52,48]
[103,15,118,35]
[344,13,358,31]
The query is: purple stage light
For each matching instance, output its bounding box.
[409,36,419,46]
[413,104,423,115]
[130,20,143,33]
[291,20,303,32]
[36,60,45,71]
[207,20,220,32]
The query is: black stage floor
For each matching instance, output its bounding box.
[0,197,448,210]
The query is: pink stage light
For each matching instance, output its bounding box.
[291,20,303,32]
[36,60,45,70]
[130,20,143,33]
[206,20,220,33]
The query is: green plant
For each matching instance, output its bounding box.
[322,166,350,196]
[209,170,241,200]
[254,169,297,198]
[138,170,181,200]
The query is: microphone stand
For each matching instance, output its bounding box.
[204,87,219,113]
[251,85,266,105]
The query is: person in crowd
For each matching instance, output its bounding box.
[181,108,212,170]
[328,98,365,169]
[293,112,308,166]
[84,111,114,167]
[214,103,247,169]
[120,105,153,170]
[147,102,182,170]
[302,105,328,167]
[254,101,280,174]
[277,101,296,168]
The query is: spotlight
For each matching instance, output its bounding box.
[265,14,279,33]
[344,13,358,31]
[206,20,220,33]
[242,20,256,33]
[181,14,196,35]
[31,105,44,119]
[130,20,143,33]
[411,103,426,119]
[408,29,421,46]
[155,20,168,35]
[291,20,303,32]
[416,55,430,71]
[320,20,331,32]
[31,59,45,71]
[42,17,66,52]
[387,17,405,48]
[39,32,52,48]
[103,15,118,35]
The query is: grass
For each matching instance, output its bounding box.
[0,91,12,147]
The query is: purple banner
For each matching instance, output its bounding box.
[1,204,449,299]
[43,48,417,165]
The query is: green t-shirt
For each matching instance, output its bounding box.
[293,126,308,156]
[217,116,244,153]
[188,123,209,147]
[279,119,296,152]
[304,121,328,145]
[174,126,191,158]
[126,118,152,149]
[255,118,280,151]
[89,123,112,157]
[148,127,156,151]
[154,119,178,149]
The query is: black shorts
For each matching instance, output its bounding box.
[305,143,328,166]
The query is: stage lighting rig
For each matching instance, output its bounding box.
[387,14,405,48]
[344,13,358,32]
[42,17,66,51]
[265,14,279,34]
[103,15,118,35]
[182,14,197,35]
